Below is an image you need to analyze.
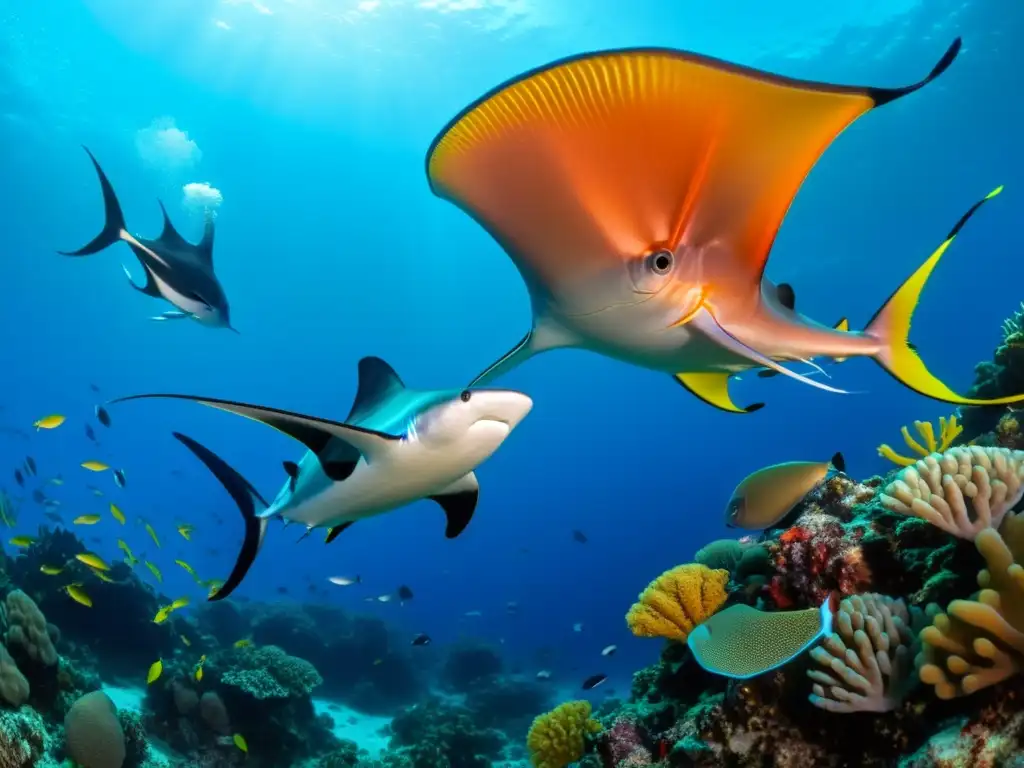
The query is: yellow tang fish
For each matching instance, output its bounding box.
[40,565,63,575]
[175,560,196,577]
[9,536,35,548]
[195,665,204,682]
[66,584,92,607]
[147,659,162,685]
[233,639,251,649]
[180,635,191,647]
[144,523,161,548]
[177,524,194,541]
[81,461,109,472]
[117,539,133,555]
[109,503,126,525]
[170,597,190,611]
[153,606,172,624]
[76,552,109,571]
[74,515,101,525]
[144,561,163,582]
[92,570,115,583]
[33,414,65,430]
[233,734,248,753]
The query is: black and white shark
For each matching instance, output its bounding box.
[60,147,235,330]
[111,357,532,600]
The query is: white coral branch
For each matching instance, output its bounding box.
[879,446,1024,540]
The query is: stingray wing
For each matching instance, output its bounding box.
[426,42,960,289]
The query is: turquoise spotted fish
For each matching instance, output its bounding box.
[687,598,833,678]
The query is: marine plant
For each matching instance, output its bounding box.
[877,415,962,467]
[525,700,600,768]
[879,445,1024,539]
[625,564,729,642]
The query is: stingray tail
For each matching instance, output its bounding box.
[866,186,1024,405]
[171,432,269,601]
[58,147,127,257]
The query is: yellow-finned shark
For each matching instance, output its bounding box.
[425,39,1024,413]
[59,147,235,330]
[110,357,532,600]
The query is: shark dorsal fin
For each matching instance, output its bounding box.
[346,357,406,423]
[196,213,215,266]
[156,201,190,251]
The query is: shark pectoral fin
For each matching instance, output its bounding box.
[171,432,269,602]
[111,395,401,465]
[673,373,764,414]
[470,314,576,386]
[429,472,479,539]
[325,522,355,544]
[346,357,406,422]
[122,262,162,298]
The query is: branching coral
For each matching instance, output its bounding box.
[918,513,1024,698]
[626,564,729,642]
[807,593,922,713]
[879,446,1024,539]
[220,645,323,700]
[526,700,600,768]
[878,415,962,467]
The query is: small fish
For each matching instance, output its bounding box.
[233,734,248,754]
[725,452,846,530]
[147,659,162,685]
[582,673,607,691]
[143,522,160,547]
[328,576,360,587]
[464,610,482,617]
[13,471,23,487]
[375,594,393,603]
[175,560,197,577]
[66,584,92,607]
[48,475,64,486]
[144,561,163,582]
[95,405,111,427]
[572,529,588,544]
[76,553,109,570]
[74,515,101,525]
[117,539,133,555]
[206,580,224,599]
[9,536,35,548]
[90,383,101,393]
[113,469,126,488]
[195,665,204,682]
[85,424,97,442]
[33,414,65,431]
[180,635,191,647]
[411,634,431,646]
[573,623,583,633]
[397,585,414,601]
[88,485,104,497]
[601,645,617,657]
[170,597,190,611]
[153,606,172,624]
[40,565,63,575]
[234,639,252,648]
[373,658,383,666]
[92,570,115,583]
[109,503,126,525]
[176,523,194,541]
[536,670,552,681]
[81,461,109,472]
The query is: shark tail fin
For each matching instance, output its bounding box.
[58,147,127,257]
[866,186,1024,406]
[171,432,270,601]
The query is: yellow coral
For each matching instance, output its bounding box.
[526,700,601,768]
[877,414,962,466]
[626,563,729,642]
[918,513,1024,698]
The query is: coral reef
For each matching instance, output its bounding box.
[64,691,126,768]
[389,696,507,767]
[526,700,600,768]
[625,564,729,642]
[877,415,962,467]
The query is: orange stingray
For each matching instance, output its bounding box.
[426,42,960,288]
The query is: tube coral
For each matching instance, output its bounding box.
[625,564,729,642]
[877,415,962,467]
[878,446,1024,540]
[807,593,921,713]
[526,700,601,768]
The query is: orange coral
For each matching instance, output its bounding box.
[625,564,729,642]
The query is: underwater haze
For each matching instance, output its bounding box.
[2,0,1024,766]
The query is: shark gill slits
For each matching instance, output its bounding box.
[282,461,299,491]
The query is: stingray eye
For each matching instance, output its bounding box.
[648,249,674,275]
[460,390,472,403]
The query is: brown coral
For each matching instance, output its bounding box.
[918,513,1024,698]
[65,691,126,768]
[626,564,728,642]
[879,446,1024,540]
[0,644,28,707]
[3,590,57,666]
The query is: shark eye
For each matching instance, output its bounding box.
[460,390,472,403]
[648,249,674,275]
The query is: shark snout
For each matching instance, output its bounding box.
[475,390,533,431]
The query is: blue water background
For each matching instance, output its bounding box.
[1,0,1022,698]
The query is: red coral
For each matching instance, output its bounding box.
[604,718,646,765]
